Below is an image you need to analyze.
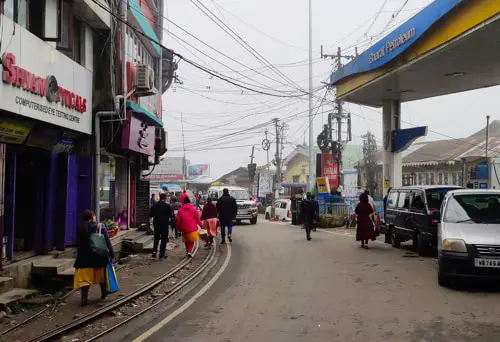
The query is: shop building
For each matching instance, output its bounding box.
[0,0,112,265]
[98,0,171,230]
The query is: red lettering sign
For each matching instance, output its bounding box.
[1,53,87,113]
[321,153,339,190]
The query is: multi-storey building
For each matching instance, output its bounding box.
[0,0,173,268]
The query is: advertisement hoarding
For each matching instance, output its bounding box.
[320,153,339,190]
[145,156,184,180]
[257,172,272,197]
[188,164,210,177]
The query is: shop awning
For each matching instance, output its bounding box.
[126,101,164,128]
[128,0,162,55]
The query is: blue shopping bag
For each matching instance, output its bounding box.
[106,264,119,294]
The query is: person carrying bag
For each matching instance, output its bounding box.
[74,210,115,307]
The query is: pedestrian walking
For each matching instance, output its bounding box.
[355,193,376,249]
[195,192,202,211]
[150,193,173,259]
[216,188,237,244]
[180,190,188,206]
[177,197,203,257]
[73,210,114,307]
[170,197,181,238]
[151,193,157,207]
[301,192,318,241]
[201,197,218,247]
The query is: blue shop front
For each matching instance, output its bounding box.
[0,20,93,266]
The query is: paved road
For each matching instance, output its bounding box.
[139,221,500,342]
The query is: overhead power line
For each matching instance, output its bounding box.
[188,0,311,96]
[91,0,311,98]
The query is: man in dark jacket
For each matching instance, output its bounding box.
[150,193,173,259]
[216,188,237,244]
[301,192,317,241]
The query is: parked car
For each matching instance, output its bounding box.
[265,199,292,221]
[207,185,258,224]
[385,185,462,255]
[437,189,500,286]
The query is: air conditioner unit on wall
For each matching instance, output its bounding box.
[136,64,155,92]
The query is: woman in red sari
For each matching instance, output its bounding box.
[355,193,375,249]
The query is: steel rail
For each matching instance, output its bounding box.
[0,265,126,337]
[27,242,204,342]
[84,243,217,341]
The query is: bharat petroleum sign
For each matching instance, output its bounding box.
[2,53,87,120]
[368,28,416,64]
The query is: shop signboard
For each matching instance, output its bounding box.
[0,118,34,144]
[0,16,92,134]
[188,164,210,177]
[145,156,184,180]
[321,153,339,190]
[26,124,78,153]
[26,125,59,150]
[121,113,156,156]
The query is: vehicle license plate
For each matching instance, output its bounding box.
[474,259,500,268]
[237,210,247,215]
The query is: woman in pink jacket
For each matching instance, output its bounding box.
[177,197,203,257]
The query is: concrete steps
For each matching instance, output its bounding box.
[0,288,38,309]
[31,258,75,276]
[123,231,155,253]
[0,277,14,295]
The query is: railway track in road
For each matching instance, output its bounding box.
[10,242,216,342]
[0,264,127,338]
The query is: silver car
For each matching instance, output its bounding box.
[437,189,500,286]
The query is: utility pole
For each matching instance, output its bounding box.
[264,129,270,171]
[249,146,255,195]
[486,115,490,159]
[271,118,281,219]
[321,46,356,189]
[181,112,187,180]
[307,0,314,192]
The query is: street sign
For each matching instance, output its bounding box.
[317,177,331,194]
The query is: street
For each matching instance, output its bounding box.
[127,219,500,342]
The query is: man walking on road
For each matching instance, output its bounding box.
[302,192,317,241]
[150,193,173,260]
[216,188,237,244]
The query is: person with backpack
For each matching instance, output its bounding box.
[73,210,114,307]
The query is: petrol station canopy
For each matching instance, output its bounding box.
[330,0,500,107]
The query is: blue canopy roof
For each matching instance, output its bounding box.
[126,101,163,127]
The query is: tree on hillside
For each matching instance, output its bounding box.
[362,131,378,196]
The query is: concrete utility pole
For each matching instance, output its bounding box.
[249,146,255,195]
[271,118,281,218]
[307,0,314,192]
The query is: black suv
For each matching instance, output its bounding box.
[385,186,462,255]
